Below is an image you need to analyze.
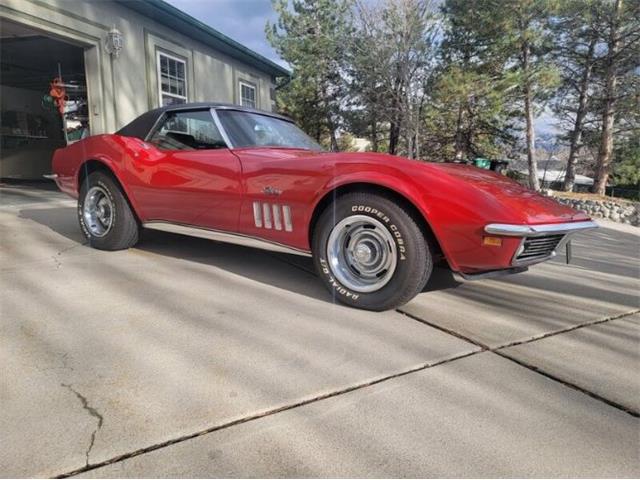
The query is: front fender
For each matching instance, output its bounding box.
[311,169,461,270]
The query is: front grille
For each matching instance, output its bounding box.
[515,234,565,262]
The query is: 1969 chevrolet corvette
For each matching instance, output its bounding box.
[51,103,597,310]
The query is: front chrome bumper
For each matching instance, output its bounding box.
[484,220,599,237]
[484,220,598,266]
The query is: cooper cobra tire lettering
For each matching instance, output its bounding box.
[352,204,406,260]
[319,258,360,300]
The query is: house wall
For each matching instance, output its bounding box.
[0,0,277,135]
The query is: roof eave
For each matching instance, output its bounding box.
[115,0,290,78]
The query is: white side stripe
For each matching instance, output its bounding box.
[262,203,272,229]
[282,205,293,232]
[272,204,282,230]
[252,202,262,228]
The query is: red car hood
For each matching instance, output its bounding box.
[429,163,589,224]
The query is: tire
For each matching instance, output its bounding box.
[312,192,433,311]
[78,171,140,250]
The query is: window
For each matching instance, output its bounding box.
[157,52,187,106]
[217,110,322,151]
[239,81,257,108]
[148,110,227,151]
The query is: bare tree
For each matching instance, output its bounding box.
[349,0,438,158]
[592,0,640,194]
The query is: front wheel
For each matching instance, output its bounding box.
[312,192,433,311]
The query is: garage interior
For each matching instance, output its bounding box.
[1,19,89,179]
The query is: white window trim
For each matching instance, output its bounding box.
[156,50,188,106]
[239,80,257,108]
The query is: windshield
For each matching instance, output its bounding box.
[216,110,322,151]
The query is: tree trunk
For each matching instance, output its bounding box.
[389,118,400,155]
[328,119,338,151]
[563,37,597,192]
[370,112,378,152]
[414,100,423,160]
[593,0,622,195]
[454,102,464,160]
[522,40,540,191]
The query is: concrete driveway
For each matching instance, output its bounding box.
[1,183,638,478]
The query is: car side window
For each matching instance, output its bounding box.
[148,110,227,151]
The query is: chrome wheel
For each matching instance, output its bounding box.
[83,186,114,237]
[326,214,397,293]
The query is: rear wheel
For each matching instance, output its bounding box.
[78,171,139,250]
[312,192,433,311]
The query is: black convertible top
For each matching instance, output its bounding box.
[116,102,292,140]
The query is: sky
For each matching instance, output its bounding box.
[165,0,558,136]
[165,0,285,67]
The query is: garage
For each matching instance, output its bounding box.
[1,0,287,184]
[0,19,89,179]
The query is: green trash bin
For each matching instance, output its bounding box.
[474,157,491,169]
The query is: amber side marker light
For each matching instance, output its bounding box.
[482,236,503,247]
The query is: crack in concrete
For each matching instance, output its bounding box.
[493,309,640,351]
[51,242,89,269]
[493,350,640,418]
[397,308,640,417]
[51,255,63,269]
[61,384,104,466]
[52,310,638,477]
[54,349,482,478]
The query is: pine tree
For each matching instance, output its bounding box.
[498,0,559,191]
[424,0,518,162]
[591,0,640,194]
[266,0,354,150]
[551,0,602,191]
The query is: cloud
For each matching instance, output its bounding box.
[165,0,286,67]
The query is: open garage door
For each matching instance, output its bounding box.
[1,19,89,180]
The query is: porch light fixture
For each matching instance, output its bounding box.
[105,27,123,57]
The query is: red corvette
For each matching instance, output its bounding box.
[51,103,597,310]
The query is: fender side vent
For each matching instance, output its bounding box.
[253,202,292,232]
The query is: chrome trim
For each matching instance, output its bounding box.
[282,205,293,232]
[484,220,598,237]
[511,233,573,266]
[272,204,283,231]
[210,108,234,148]
[43,174,58,180]
[142,221,311,257]
[484,221,598,267]
[143,112,167,142]
[252,201,263,228]
[262,203,272,229]
[212,105,293,123]
[326,214,398,293]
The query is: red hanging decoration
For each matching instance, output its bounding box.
[49,77,67,115]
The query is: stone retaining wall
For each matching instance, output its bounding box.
[550,194,639,226]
